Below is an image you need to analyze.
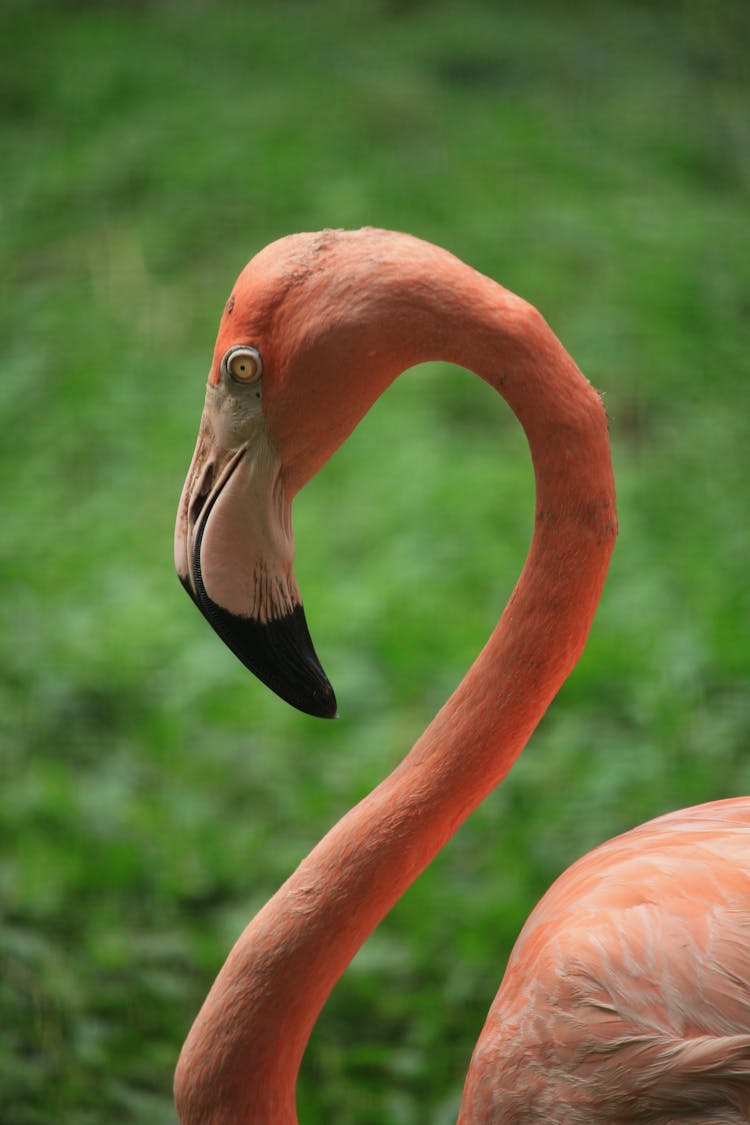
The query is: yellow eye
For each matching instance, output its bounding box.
[223,345,263,384]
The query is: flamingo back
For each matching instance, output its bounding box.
[460,797,750,1123]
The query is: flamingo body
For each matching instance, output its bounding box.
[173,228,750,1122]
[463,797,750,1123]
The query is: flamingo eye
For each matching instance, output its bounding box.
[223,345,263,384]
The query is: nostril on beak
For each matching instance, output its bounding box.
[190,463,215,527]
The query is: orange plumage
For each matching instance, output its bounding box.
[174,229,749,1122]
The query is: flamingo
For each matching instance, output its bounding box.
[173,228,750,1123]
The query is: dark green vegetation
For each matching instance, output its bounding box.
[2,1,749,1121]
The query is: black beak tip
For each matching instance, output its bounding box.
[181,574,338,720]
[245,606,338,720]
[303,678,339,721]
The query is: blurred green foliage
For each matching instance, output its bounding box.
[1,0,749,1121]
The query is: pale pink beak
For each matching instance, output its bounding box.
[175,404,337,719]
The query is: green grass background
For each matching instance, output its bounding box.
[2,1,749,1121]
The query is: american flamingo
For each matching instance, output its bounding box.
[174,228,750,1122]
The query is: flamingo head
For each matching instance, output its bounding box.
[175,228,442,718]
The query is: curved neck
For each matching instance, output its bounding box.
[174,273,617,1124]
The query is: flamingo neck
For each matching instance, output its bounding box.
[174,270,617,1124]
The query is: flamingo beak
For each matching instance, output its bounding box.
[175,415,337,719]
